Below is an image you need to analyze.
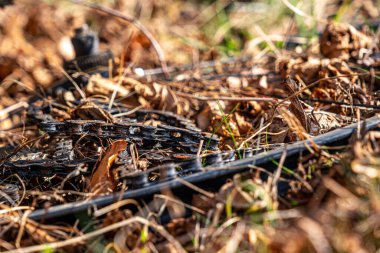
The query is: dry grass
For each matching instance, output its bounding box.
[0,0,380,252]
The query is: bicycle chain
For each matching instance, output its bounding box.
[119,148,257,189]
[1,105,222,179]
[4,101,275,192]
[0,25,246,201]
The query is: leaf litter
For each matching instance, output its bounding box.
[0,0,380,252]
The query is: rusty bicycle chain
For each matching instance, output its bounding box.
[1,105,223,178]
[0,26,256,201]
[1,102,266,192]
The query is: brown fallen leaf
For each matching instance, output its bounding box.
[89,140,127,194]
[234,112,253,135]
[320,22,372,60]
[284,77,311,133]
[71,100,114,123]
[86,74,130,97]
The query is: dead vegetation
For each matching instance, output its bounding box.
[0,0,380,252]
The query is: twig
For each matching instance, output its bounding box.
[57,66,86,99]
[176,92,281,102]
[70,0,169,78]
[176,178,215,199]
[254,25,281,57]
[269,94,380,110]
[271,146,287,206]
[15,210,31,248]
[0,102,28,119]
[221,222,246,253]
[5,217,185,253]
[281,0,328,25]
[238,122,272,150]
[108,68,129,111]
[93,199,141,217]
[154,194,206,215]
[0,206,32,215]
[13,174,26,206]
[297,217,333,253]
[0,239,15,251]
[211,217,241,240]
[197,139,204,157]
[113,105,143,118]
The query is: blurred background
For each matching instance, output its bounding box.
[1,0,379,89]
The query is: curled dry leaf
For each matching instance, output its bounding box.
[196,105,212,131]
[277,56,357,87]
[233,112,253,135]
[320,22,372,60]
[71,100,114,122]
[133,80,190,115]
[308,111,341,135]
[278,107,309,141]
[276,56,322,85]
[89,140,127,194]
[86,74,130,97]
[211,114,240,138]
[284,77,311,133]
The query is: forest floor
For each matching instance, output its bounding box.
[0,0,380,252]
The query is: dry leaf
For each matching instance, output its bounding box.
[284,77,311,133]
[234,113,252,135]
[71,100,114,122]
[320,22,372,60]
[196,105,211,131]
[86,74,130,96]
[89,140,127,194]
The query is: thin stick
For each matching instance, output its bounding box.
[281,0,327,25]
[0,206,32,215]
[5,217,185,253]
[176,178,215,199]
[108,68,129,111]
[197,139,204,157]
[176,92,281,102]
[113,105,143,118]
[93,199,141,217]
[0,102,28,119]
[271,146,287,206]
[238,122,272,150]
[211,217,241,240]
[154,194,206,215]
[57,66,86,99]
[13,174,26,206]
[15,210,31,248]
[254,25,281,57]
[71,0,169,78]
